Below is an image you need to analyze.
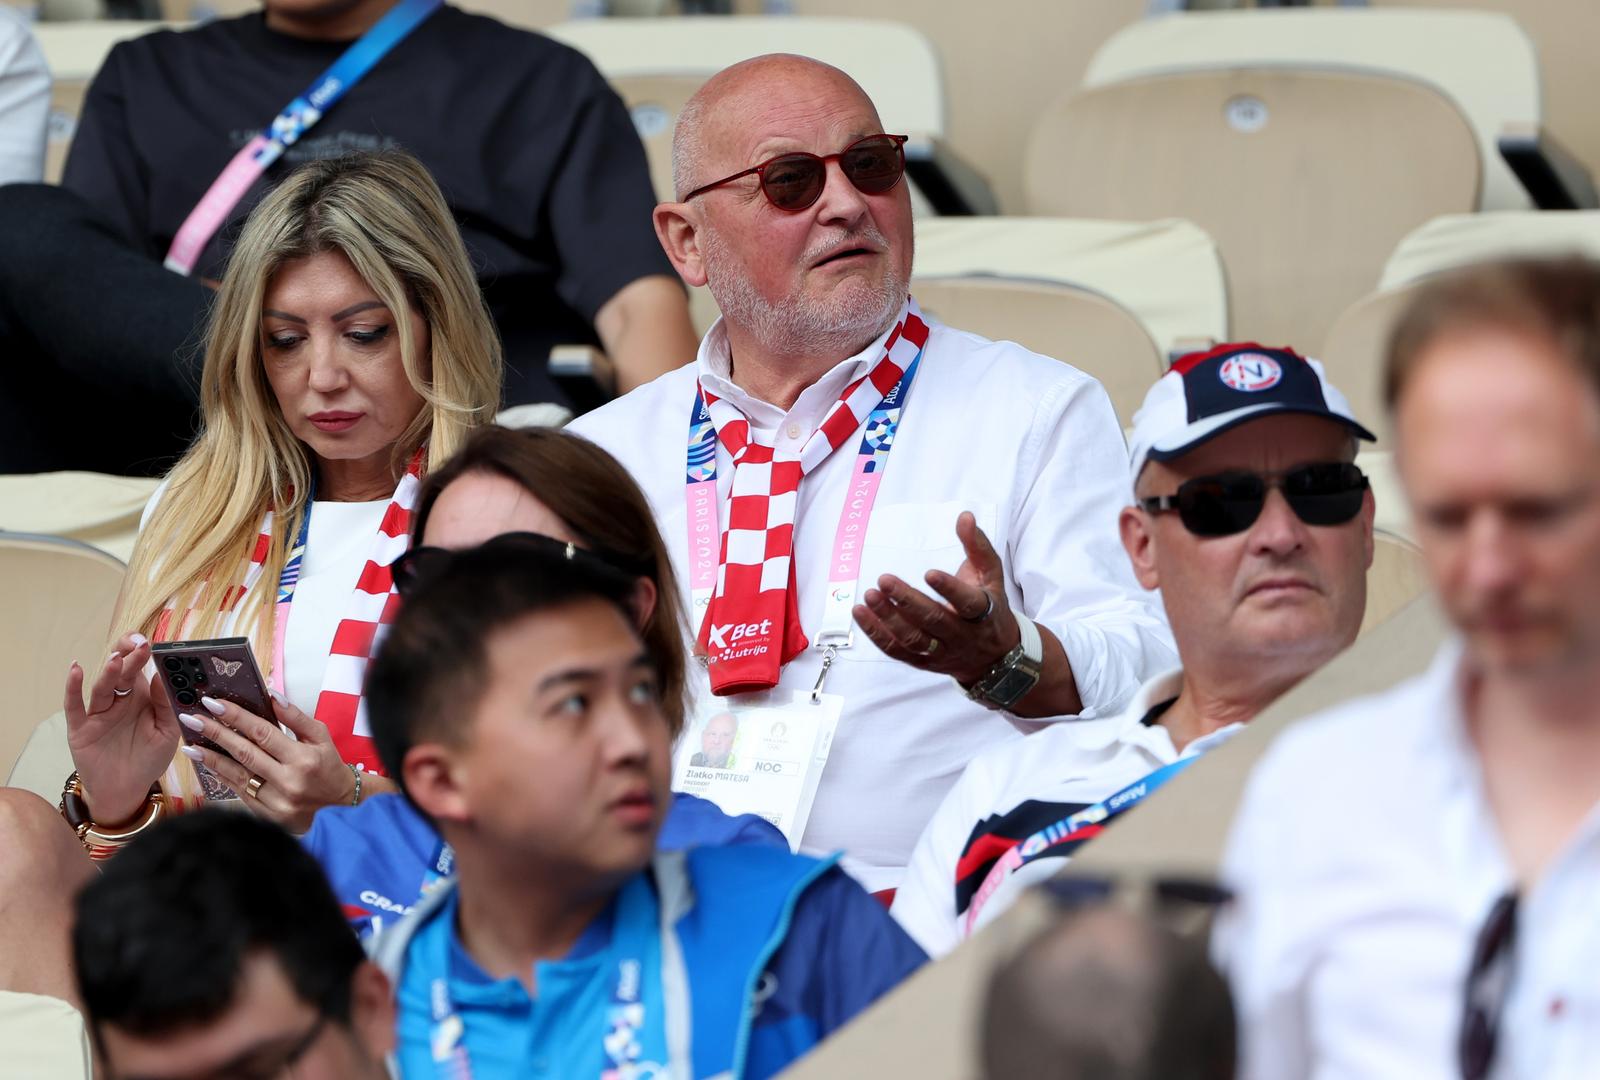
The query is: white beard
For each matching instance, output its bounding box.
[700,222,909,360]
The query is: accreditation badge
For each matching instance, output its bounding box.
[673,690,843,851]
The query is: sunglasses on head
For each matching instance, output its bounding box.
[390,531,649,599]
[1138,462,1369,538]
[683,133,909,212]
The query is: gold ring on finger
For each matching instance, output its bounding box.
[245,775,265,799]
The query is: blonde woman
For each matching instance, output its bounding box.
[57,149,501,846]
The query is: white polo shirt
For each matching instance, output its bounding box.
[568,313,1176,891]
[892,668,1242,956]
[1217,641,1600,1080]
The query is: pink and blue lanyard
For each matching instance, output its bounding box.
[164,0,443,275]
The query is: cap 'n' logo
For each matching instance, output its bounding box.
[1219,353,1283,392]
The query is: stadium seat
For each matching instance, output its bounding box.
[785,0,1149,214]
[0,991,92,1080]
[1025,67,1480,351]
[911,278,1161,426]
[785,592,1452,1079]
[544,15,996,215]
[1368,0,1600,202]
[1361,529,1429,638]
[1322,211,1600,446]
[1084,9,1572,213]
[0,471,159,562]
[0,533,124,782]
[912,216,1229,362]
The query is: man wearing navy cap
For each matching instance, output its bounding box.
[892,343,1378,956]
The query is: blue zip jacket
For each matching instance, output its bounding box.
[372,845,926,1079]
[303,792,786,941]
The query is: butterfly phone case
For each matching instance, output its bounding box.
[151,638,275,776]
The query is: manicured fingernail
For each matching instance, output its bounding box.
[269,690,287,707]
[179,745,204,761]
[108,651,121,663]
[130,633,148,647]
[178,713,204,733]
[200,696,226,716]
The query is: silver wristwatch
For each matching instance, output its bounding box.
[964,614,1045,710]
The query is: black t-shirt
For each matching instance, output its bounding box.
[61,6,674,406]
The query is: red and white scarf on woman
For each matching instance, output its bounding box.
[695,299,929,694]
[155,450,421,778]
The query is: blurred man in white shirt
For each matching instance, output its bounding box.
[0,7,47,185]
[1221,258,1600,1080]
[568,54,1174,890]
[893,345,1376,954]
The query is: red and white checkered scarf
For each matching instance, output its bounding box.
[156,451,420,776]
[696,299,929,694]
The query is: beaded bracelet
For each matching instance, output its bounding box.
[349,763,364,807]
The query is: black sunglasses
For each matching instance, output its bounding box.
[683,133,909,212]
[1460,891,1518,1080]
[390,531,650,599]
[1139,462,1369,538]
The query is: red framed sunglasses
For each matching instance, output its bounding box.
[683,133,909,212]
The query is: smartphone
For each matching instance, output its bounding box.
[151,638,275,760]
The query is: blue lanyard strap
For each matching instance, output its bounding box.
[275,475,316,605]
[264,0,443,162]
[1015,757,1199,867]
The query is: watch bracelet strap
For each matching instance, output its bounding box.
[1014,610,1043,664]
[965,613,1046,707]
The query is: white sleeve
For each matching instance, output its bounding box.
[1010,372,1177,719]
[139,477,172,533]
[0,9,48,186]
[890,760,987,959]
[1212,741,1315,1080]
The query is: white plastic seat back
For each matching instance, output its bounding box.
[1027,67,1481,350]
[913,216,1228,360]
[546,16,944,138]
[1322,211,1600,447]
[1368,0,1600,195]
[1379,210,1600,292]
[0,533,124,782]
[1086,9,1541,211]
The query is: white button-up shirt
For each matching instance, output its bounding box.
[1218,640,1600,1080]
[892,668,1241,956]
[568,314,1175,890]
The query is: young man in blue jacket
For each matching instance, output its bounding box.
[364,541,925,1078]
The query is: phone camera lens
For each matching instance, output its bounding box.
[176,690,196,706]
[162,657,182,672]
[170,674,190,690]
[193,671,207,685]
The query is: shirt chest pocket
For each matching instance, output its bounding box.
[842,499,999,664]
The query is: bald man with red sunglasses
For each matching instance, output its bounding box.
[569,54,1174,894]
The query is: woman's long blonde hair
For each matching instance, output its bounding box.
[120,150,502,665]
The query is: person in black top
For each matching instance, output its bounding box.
[0,0,697,474]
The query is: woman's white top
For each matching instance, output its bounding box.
[141,483,388,718]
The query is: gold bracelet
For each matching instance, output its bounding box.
[59,771,165,860]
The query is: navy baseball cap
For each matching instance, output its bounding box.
[1129,343,1376,481]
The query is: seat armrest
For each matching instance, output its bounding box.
[902,133,1000,217]
[1498,123,1599,211]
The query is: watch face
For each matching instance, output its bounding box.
[989,668,1038,708]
